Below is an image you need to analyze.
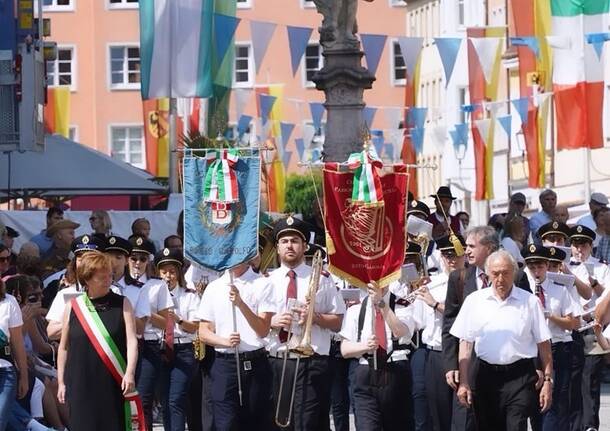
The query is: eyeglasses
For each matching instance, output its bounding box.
[129,256,148,263]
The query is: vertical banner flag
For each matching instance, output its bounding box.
[143,98,169,177]
[551,0,607,150]
[287,25,313,75]
[323,163,407,288]
[434,38,462,87]
[139,0,214,99]
[360,34,387,76]
[44,87,70,138]
[184,149,260,271]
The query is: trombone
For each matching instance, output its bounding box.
[274,250,323,428]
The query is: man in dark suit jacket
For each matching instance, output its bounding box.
[442,226,499,430]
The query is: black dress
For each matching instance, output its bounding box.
[66,291,127,431]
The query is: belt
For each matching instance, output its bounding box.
[269,351,323,360]
[479,358,533,373]
[0,345,12,364]
[173,338,192,345]
[143,335,161,342]
[361,351,409,366]
[216,348,268,361]
[423,343,442,352]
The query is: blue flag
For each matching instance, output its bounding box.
[280,122,295,149]
[214,14,241,64]
[434,38,462,88]
[295,138,305,161]
[410,127,425,155]
[282,150,293,167]
[384,143,394,161]
[237,115,253,137]
[362,106,378,129]
[361,34,387,76]
[287,25,313,75]
[512,98,529,126]
[510,37,540,58]
[450,123,469,152]
[310,102,325,132]
[258,93,277,126]
[585,32,610,60]
[497,115,512,137]
[407,107,428,129]
[184,151,260,271]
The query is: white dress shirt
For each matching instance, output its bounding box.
[264,262,346,356]
[141,278,174,340]
[450,285,551,365]
[197,268,274,353]
[169,286,200,341]
[536,277,575,343]
[411,273,448,349]
[571,257,610,313]
[115,277,151,319]
[184,263,220,291]
[339,290,415,363]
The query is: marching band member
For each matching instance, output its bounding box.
[197,258,274,431]
[567,225,610,431]
[414,234,466,431]
[265,216,345,431]
[521,244,578,431]
[339,280,415,430]
[130,235,174,431]
[539,221,571,248]
[442,225,499,430]
[154,248,200,431]
[451,250,553,431]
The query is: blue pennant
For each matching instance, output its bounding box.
[361,34,388,76]
[585,32,610,60]
[309,102,325,132]
[512,98,530,126]
[237,115,253,137]
[250,20,277,73]
[371,130,384,156]
[407,107,428,129]
[282,150,293,167]
[362,107,378,129]
[295,138,305,161]
[497,115,512,137]
[280,122,295,149]
[410,127,425,155]
[461,104,478,113]
[434,38,462,88]
[258,93,277,126]
[214,14,241,63]
[510,37,540,58]
[450,123,469,152]
[384,143,395,161]
[287,25,313,75]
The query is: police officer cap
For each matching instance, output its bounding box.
[405,241,422,255]
[547,246,566,263]
[569,225,596,242]
[71,234,105,254]
[129,235,155,255]
[273,216,309,243]
[154,247,184,268]
[521,243,551,261]
[105,236,132,256]
[304,243,327,260]
[435,234,466,252]
[538,221,570,239]
[4,226,19,238]
[406,200,431,218]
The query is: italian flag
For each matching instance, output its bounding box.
[551,0,608,150]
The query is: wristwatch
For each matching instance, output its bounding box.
[377,299,386,309]
[543,376,554,385]
[176,318,184,325]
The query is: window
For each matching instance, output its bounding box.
[236,0,252,8]
[43,0,73,11]
[303,43,323,87]
[391,41,406,85]
[458,0,465,27]
[233,43,253,88]
[458,87,467,124]
[108,0,138,9]
[110,126,145,168]
[390,0,405,6]
[46,46,75,89]
[109,45,140,90]
[301,0,315,8]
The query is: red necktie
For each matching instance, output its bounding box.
[536,283,546,309]
[163,312,175,361]
[375,307,387,362]
[479,272,489,289]
[279,270,297,343]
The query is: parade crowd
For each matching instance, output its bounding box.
[0,186,609,431]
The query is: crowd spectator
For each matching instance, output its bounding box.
[30,208,64,256]
[501,214,526,266]
[88,210,112,241]
[487,213,506,234]
[456,211,470,230]
[507,192,530,240]
[578,192,608,231]
[0,245,11,279]
[40,220,79,280]
[529,189,557,244]
[551,204,570,225]
[428,186,464,240]
[595,208,610,262]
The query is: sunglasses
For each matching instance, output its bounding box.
[89,217,98,222]
[129,255,148,263]
[27,293,42,303]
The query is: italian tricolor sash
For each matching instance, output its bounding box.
[71,295,146,431]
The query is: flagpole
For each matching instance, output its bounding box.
[169,98,179,193]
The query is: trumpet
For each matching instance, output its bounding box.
[275,250,323,428]
[411,232,430,277]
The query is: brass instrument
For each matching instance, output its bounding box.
[411,232,430,277]
[275,250,323,428]
[193,275,210,361]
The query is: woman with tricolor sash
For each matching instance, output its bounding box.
[56,251,144,431]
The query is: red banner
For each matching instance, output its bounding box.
[323,164,407,289]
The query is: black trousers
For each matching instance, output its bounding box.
[329,340,350,431]
[581,353,605,430]
[569,331,585,431]
[352,361,414,431]
[270,355,331,431]
[426,349,454,431]
[210,351,272,431]
[472,358,537,431]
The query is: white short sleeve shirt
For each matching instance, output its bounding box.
[169,286,201,341]
[142,278,175,340]
[0,295,23,368]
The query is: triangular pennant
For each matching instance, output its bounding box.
[407,107,427,129]
[282,150,292,167]
[214,14,241,63]
[470,37,502,84]
[512,98,530,127]
[361,34,387,76]
[410,127,425,155]
[384,107,403,129]
[258,93,277,126]
[485,101,504,117]
[295,138,305,161]
[383,143,395,161]
[430,125,448,152]
[235,88,252,120]
[362,106,378,129]
[510,37,540,58]
[250,20,277,73]
[497,115,512,137]
[237,115,253,137]
[450,123,469,152]
[585,32,610,60]
[280,122,295,149]
[396,36,424,79]
[287,25,314,75]
[311,147,322,162]
[434,38,462,88]
[371,130,384,157]
[373,140,384,157]
[474,119,492,147]
[309,102,325,132]
[461,104,478,113]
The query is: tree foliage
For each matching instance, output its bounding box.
[285,172,323,219]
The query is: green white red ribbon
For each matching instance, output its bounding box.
[346,147,384,206]
[203,149,239,203]
[71,295,146,431]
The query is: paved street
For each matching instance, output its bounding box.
[152,384,610,430]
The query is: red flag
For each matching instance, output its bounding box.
[323,164,407,289]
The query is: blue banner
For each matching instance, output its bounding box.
[184,150,260,271]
